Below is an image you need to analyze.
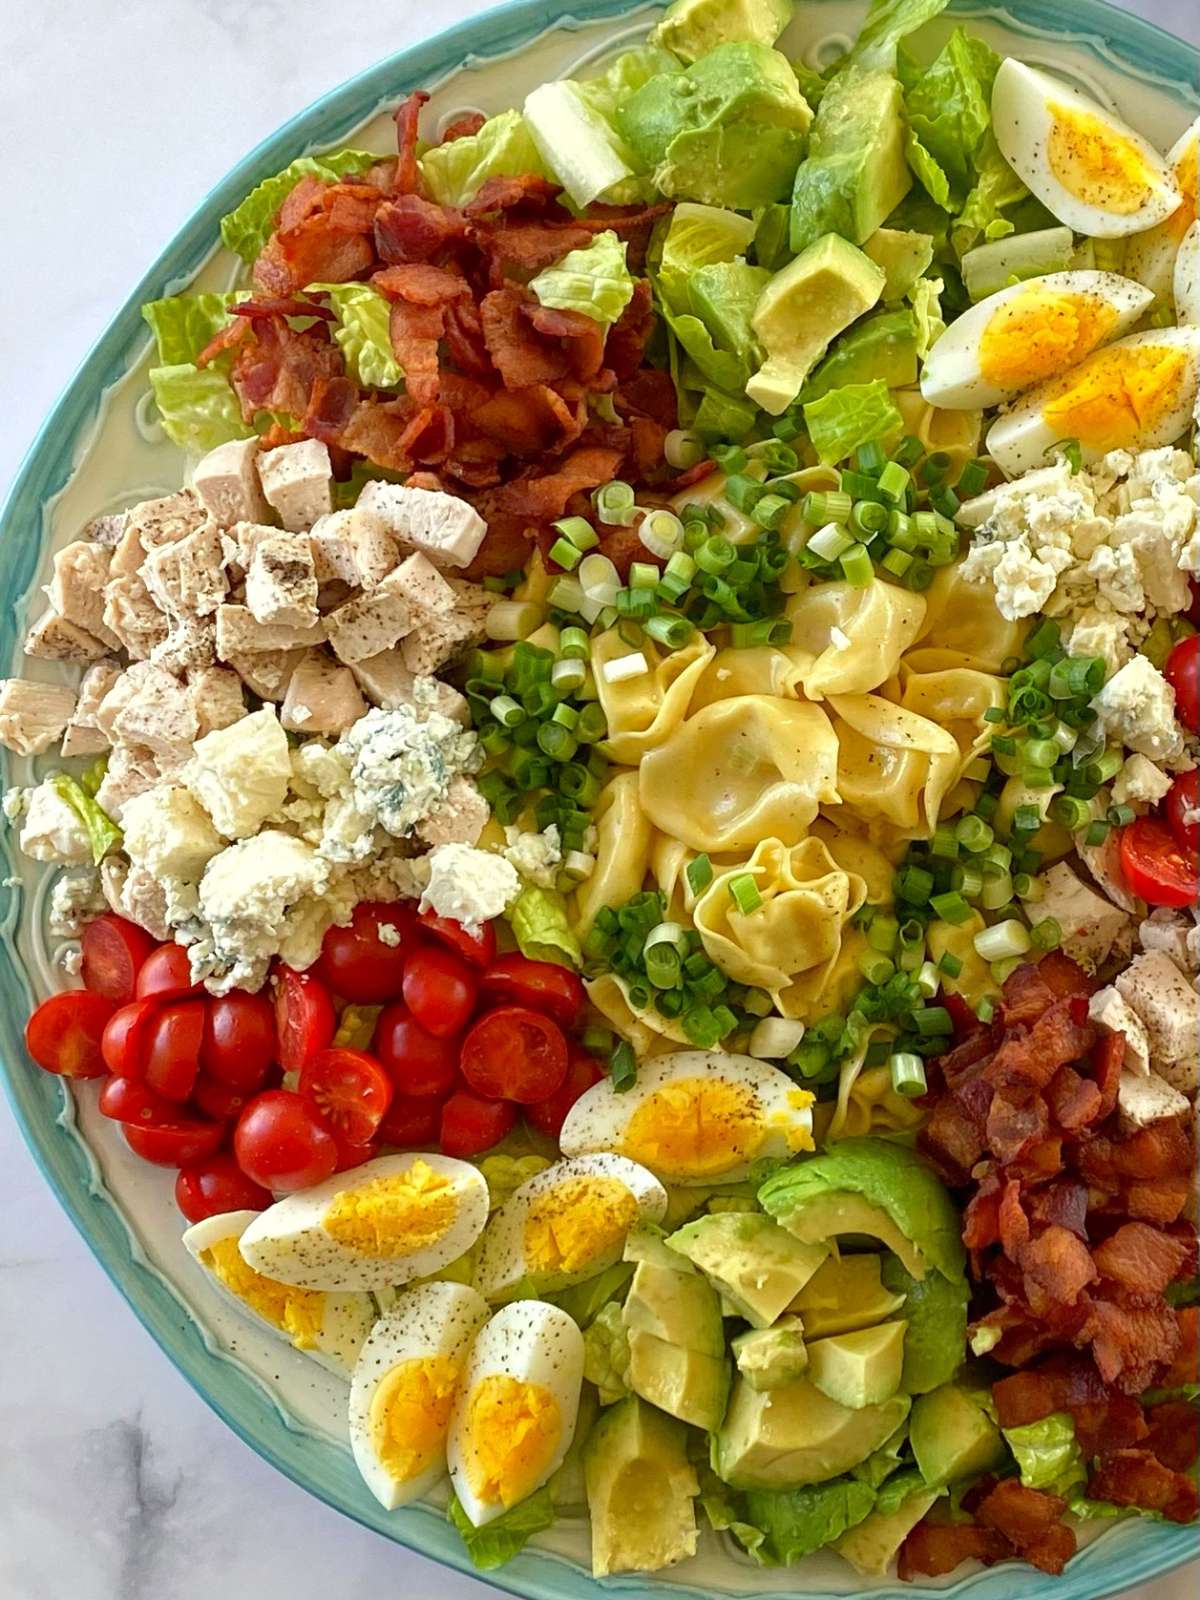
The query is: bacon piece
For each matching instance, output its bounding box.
[323,182,384,235]
[605,278,656,380]
[373,262,470,306]
[1084,1296,1182,1392]
[375,194,468,264]
[921,1083,989,1181]
[1046,1064,1103,1131]
[999,1178,1031,1261]
[1160,1307,1198,1390]
[492,445,625,522]
[963,1173,1003,1250]
[1020,1223,1096,1305]
[473,385,586,454]
[1143,1400,1200,1474]
[337,397,422,470]
[1028,1180,1089,1239]
[525,302,607,383]
[472,218,595,282]
[230,317,344,423]
[440,111,486,143]
[994,1361,1103,1428]
[1094,1222,1193,1297]
[665,458,717,493]
[253,215,376,296]
[1088,1449,1200,1523]
[393,90,429,196]
[1124,1178,1191,1225]
[976,1480,1075,1575]
[629,415,667,478]
[231,295,337,323]
[1073,1390,1149,1459]
[304,374,361,444]
[990,998,1096,1090]
[480,287,570,387]
[398,404,455,464]
[465,172,565,216]
[278,173,330,232]
[898,1521,1013,1580]
[443,298,494,380]
[194,316,252,368]
[987,1085,1049,1164]
[388,300,444,407]
[617,366,680,431]
[1113,1117,1193,1179]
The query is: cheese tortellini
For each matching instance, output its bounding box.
[586,973,692,1055]
[828,694,960,839]
[572,772,652,936]
[594,629,715,765]
[891,660,1007,781]
[913,565,1027,673]
[893,388,983,477]
[689,645,803,710]
[785,577,927,698]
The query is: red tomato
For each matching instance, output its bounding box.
[440,1089,518,1157]
[234,1089,339,1192]
[98,1074,180,1125]
[417,910,496,969]
[372,1003,461,1098]
[378,1091,444,1148]
[1165,635,1199,733]
[175,1154,272,1222]
[333,1133,379,1172]
[81,915,156,1005]
[479,954,584,1027]
[124,1117,224,1167]
[201,991,275,1089]
[524,1048,605,1140]
[136,943,201,1002]
[459,1005,568,1104]
[191,1073,252,1123]
[1119,815,1199,908]
[1166,768,1200,854]
[143,1000,205,1103]
[100,999,159,1077]
[25,991,115,1078]
[315,903,418,1003]
[298,1048,393,1143]
[402,945,478,1038]
[273,965,336,1071]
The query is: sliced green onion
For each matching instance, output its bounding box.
[665,429,705,470]
[808,522,855,562]
[980,870,1014,911]
[610,1040,637,1091]
[973,919,1032,961]
[916,960,941,998]
[897,866,934,906]
[956,459,989,497]
[1031,916,1062,951]
[930,890,972,924]
[952,862,984,898]
[881,546,913,578]
[802,490,852,525]
[754,494,791,530]
[553,516,599,552]
[639,509,685,560]
[1051,794,1092,831]
[990,956,1023,985]
[748,1017,808,1060]
[725,474,765,514]
[877,461,910,503]
[867,913,899,953]
[731,618,792,648]
[889,1051,928,1098]
[594,480,636,525]
[859,950,896,985]
[912,1005,953,1037]
[956,814,995,853]
[696,536,736,574]
[686,854,713,896]
[486,600,543,641]
[1084,818,1111,846]
[537,721,577,762]
[728,873,763,914]
[643,613,694,649]
[575,703,607,744]
[930,826,959,860]
[840,542,873,587]
[579,552,620,606]
[938,951,964,979]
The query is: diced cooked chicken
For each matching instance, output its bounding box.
[1118,1070,1191,1133]
[117,490,207,570]
[447,577,494,633]
[95,742,182,822]
[346,651,464,724]
[348,506,399,587]
[24,608,109,664]
[152,617,217,677]
[231,519,285,573]
[215,604,325,656]
[1114,951,1200,1094]
[1078,824,1140,913]
[47,541,121,648]
[1088,986,1151,1075]
[141,523,231,618]
[309,512,363,586]
[60,722,109,759]
[18,782,91,863]
[245,536,319,628]
[257,439,333,531]
[280,652,367,736]
[390,552,457,616]
[324,573,413,663]
[0,679,77,755]
[1139,909,1199,974]
[1036,860,1129,972]
[61,659,122,758]
[103,572,169,659]
[416,777,489,847]
[355,482,486,570]
[101,856,171,942]
[222,647,306,702]
[190,438,271,527]
[109,665,198,757]
[81,512,126,547]
[93,662,156,741]
[400,608,480,676]
[187,666,245,736]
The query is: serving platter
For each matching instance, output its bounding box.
[0,0,1198,1595]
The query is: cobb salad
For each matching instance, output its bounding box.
[3,0,1199,1584]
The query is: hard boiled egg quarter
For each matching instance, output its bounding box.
[183,1211,375,1373]
[474,1154,668,1302]
[1125,118,1199,308]
[559,1050,815,1186]
[986,325,1200,477]
[447,1300,584,1527]
[348,1281,489,1510]
[1175,222,1199,326]
[238,1153,489,1291]
[992,60,1180,238]
[921,271,1153,409]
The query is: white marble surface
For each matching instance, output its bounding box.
[2,2,1198,1598]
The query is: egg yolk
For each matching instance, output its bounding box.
[522,1177,638,1276]
[323,1159,459,1258]
[1166,139,1197,241]
[622,1076,765,1179]
[462,1374,562,1508]
[978,287,1119,391]
[369,1354,462,1484]
[1047,103,1155,214]
[1042,341,1192,451]
[200,1236,325,1349]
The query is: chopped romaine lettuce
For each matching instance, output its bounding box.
[803,378,903,464]
[576,45,682,122]
[419,108,547,206]
[909,275,945,358]
[49,775,121,865]
[904,29,1000,202]
[530,231,635,326]
[657,202,757,311]
[311,282,403,388]
[553,1261,634,1327]
[148,363,253,454]
[219,148,380,262]
[448,1487,555,1569]
[693,384,758,438]
[951,129,1031,256]
[142,292,244,365]
[478,1152,553,1209]
[743,1476,878,1563]
[843,0,952,71]
[509,886,582,969]
[582,1301,632,1405]
[697,1466,770,1562]
[524,80,645,209]
[905,130,953,211]
[960,225,1074,300]
[1003,1413,1087,1500]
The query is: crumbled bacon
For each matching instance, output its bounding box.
[375,195,468,263]
[976,1481,1076,1575]
[1093,1222,1194,1297]
[393,90,429,196]
[1089,1449,1200,1523]
[1143,1401,1200,1474]
[439,110,486,143]
[897,1522,1013,1581]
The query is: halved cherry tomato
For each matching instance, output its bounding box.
[440,1088,518,1157]
[1165,634,1199,733]
[417,910,496,969]
[201,991,275,1089]
[124,1117,224,1167]
[378,1091,444,1149]
[1166,767,1199,854]
[100,999,159,1077]
[136,943,202,1002]
[315,902,418,1003]
[402,945,478,1038]
[234,1089,339,1192]
[191,1073,251,1123]
[143,1000,205,1103]
[25,991,116,1078]
[479,954,584,1027]
[99,1074,179,1125]
[524,1048,605,1140]
[1119,815,1199,908]
[81,915,156,1005]
[459,1005,568,1104]
[273,965,336,1072]
[298,1047,393,1143]
[372,1003,461,1098]
[333,1133,379,1172]
[175,1154,272,1222]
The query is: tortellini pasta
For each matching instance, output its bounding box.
[639,696,840,854]
[828,694,960,839]
[571,772,652,936]
[913,565,1027,673]
[784,577,927,698]
[928,913,994,1005]
[689,645,803,711]
[892,660,1006,782]
[893,388,983,476]
[586,974,693,1055]
[830,1061,926,1140]
[807,819,902,906]
[776,924,873,1022]
[594,629,715,765]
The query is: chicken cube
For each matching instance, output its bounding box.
[18,781,92,863]
[1036,861,1129,973]
[222,648,305,703]
[61,659,122,758]
[447,577,495,633]
[115,490,207,575]
[60,720,110,759]
[1088,986,1151,1075]
[1139,909,1197,974]
[1077,825,1139,912]
[416,776,489,847]
[141,523,231,618]
[24,608,109,664]
[346,650,470,724]
[324,573,412,663]
[95,742,179,822]
[348,506,399,587]
[400,609,479,676]
[103,573,169,659]
[152,617,218,677]
[391,552,457,616]
[81,512,126,548]
[355,482,486,569]
[191,437,271,528]
[1117,1070,1191,1134]
[280,651,367,736]
[245,536,319,628]
[309,512,363,586]
[215,603,325,656]
[101,857,171,942]
[1115,952,1200,1094]
[0,679,77,755]
[109,665,198,757]
[47,541,121,648]
[231,519,285,573]
[257,439,333,531]
[187,666,245,736]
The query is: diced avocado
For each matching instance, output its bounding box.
[790,1253,908,1338]
[746,233,884,413]
[627,1329,731,1430]
[624,1260,725,1356]
[910,1383,1007,1488]
[773,1192,928,1279]
[652,0,794,65]
[863,228,935,301]
[689,260,771,370]
[733,1317,809,1390]
[667,1212,829,1327]
[753,203,792,271]
[881,1254,968,1396]
[800,308,919,404]
[807,1320,907,1410]
[584,1395,700,1576]
[713,1376,910,1490]
[790,68,911,253]
[835,1477,941,1577]
[624,1220,695,1270]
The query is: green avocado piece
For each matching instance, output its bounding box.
[800,308,919,405]
[881,1254,968,1396]
[652,0,794,64]
[807,1320,907,1410]
[910,1384,1007,1488]
[835,1480,941,1576]
[744,1475,877,1563]
[667,1211,829,1327]
[746,233,884,413]
[863,227,935,301]
[624,1259,726,1356]
[624,1220,694,1270]
[584,1395,700,1576]
[771,1192,929,1280]
[713,1376,911,1490]
[790,1253,908,1338]
[790,67,911,254]
[733,1317,810,1390]
[689,260,771,369]
[627,1329,731,1430]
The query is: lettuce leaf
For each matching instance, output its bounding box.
[49,775,121,865]
[577,45,681,122]
[743,1476,877,1563]
[420,108,547,207]
[951,130,1031,257]
[664,307,751,394]
[525,79,647,210]
[657,201,757,312]
[508,886,582,969]
[1004,1413,1088,1499]
[909,275,945,358]
[803,379,902,464]
[905,29,999,202]
[142,292,243,364]
[530,230,635,326]
[148,363,253,454]
[852,1421,910,1488]
[447,1487,555,1570]
[844,0,951,71]
[310,282,403,388]
[905,130,952,211]
[220,147,380,262]
[553,1260,633,1327]
[582,1301,632,1405]
[692,384,758,439]
[697,1466,771,1563]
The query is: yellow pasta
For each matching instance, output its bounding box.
[776,924,874,1022]
[828,693,960,839]
[784,576,927,698]
[593,628,716,765]
[807,819,901,905]
[928,913,994,1005]
[831,1060,926,1140]
[669,470,759,544]
[893,388,983,476]
[571,771,652,936]
[689,645,803,711]
[892,660,1007,781]
[913,564,1027,673]
[586,974,693,1054]
[648,832,708,923]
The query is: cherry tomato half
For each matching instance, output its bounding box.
[136,943,202,1002]
[124,1117,224,1167]
[191,1073,252,1123]
[417,910,496,969]
[315,903,417,1003]
[479,953,584,1028]
[100,999,159,1077]
[1166,767,1200,855]
[25,991,115,1078]
[273,966,336,1072]
[402,945,478,1038]
[299,1047,393,1143]
[333,1133,379,1173]
[373,1003,461,1098]
[1119,815,1199,908]
[175,1154,272,1222]
[459,1004,568,1104]
[524,1048,605,1140]
[234,1089,339,1193]
[1165,634,1199,734]
[98,1074,180,1125]
[439,1088,518,1157]
[201,991,276,1090]
[378,1091,444,1149]
[81,915,156,1005]
[143,1000,205,1103]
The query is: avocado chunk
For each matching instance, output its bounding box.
[713,1376,910,1489]
[627,1329,731,1430]
[790,1253,907,1338]
[689,261,771,369]
[652,0,794,64]
[733,1317,809,1390]
[584,1396,700,1576]
[746,233,884,413]
[807,1320,907,1409]
[667,1212,829,1327]
[772,1192,928,1278]
[880,1254,968,1396]
[624,1259,725,1356]
[910,1383,1007,1488]
[863,227,935,301]
[800,309,919,405]
[790,67,911,253]
[624,1220,694,1270]
[835,1476,941,1576]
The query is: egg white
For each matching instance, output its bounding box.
[348,1282,489,1510]
[1175,222,1199,326]
[1125,118,1200,308]
[238,1153,490,1291]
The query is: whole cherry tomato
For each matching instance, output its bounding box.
[1165,767,1199,855]
[81,915,156,1005]
[417,910,496,969]
[273,966,336,1072]
[124,1117,224,1167]
[1165,634,1199,734]
[460,1005,568,1104]
[479,954,584,1027]
[143,1000,205,1103]
[333,1133,379,1173]
[524,1048,605,1140]
[402,945,478,1038]
[440,1089,518,1158]
[136,943,202,1002]
[100,999,159,1077]
[378,1092,444,1149]
[1119,815,1199,908]
[25,991,115,1078]
[191,1073,252,1123]
[298,1048,393,1144]
[234,1089,339,1193]
[201,991,275,1089]
[372,1003,461,1098]
[175,1154,272,1222]
[315,903,418,1003]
